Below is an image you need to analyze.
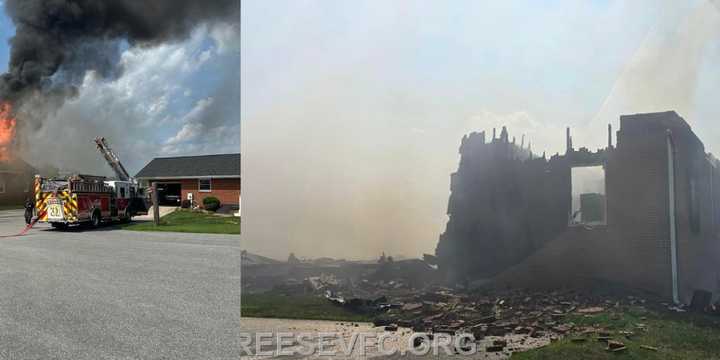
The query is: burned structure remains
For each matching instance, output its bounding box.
[436,111,720,303]
[0,157,36,205]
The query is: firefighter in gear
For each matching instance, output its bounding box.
[24,197,34,225]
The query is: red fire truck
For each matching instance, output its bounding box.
[33,138,148,229]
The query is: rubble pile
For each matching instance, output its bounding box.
[244,251,720,355]
[372,288,615,337]
[323,285,719,356]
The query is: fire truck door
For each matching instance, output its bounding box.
[110,192,117,217]
[114,183,129,217]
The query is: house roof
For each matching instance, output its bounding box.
[135,153,240,179]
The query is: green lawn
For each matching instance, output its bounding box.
[241,293,373,322]
[120,209,240,234]
[515,306,720,360]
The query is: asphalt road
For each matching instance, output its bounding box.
[0,210,241,360]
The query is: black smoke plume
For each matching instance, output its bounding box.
[0,0,239,104]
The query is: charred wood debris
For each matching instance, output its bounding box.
[243,251,720,355]
[321,280,720,354]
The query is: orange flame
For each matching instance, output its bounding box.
[0,102,16,162]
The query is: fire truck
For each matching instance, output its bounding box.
[33,138,148,229]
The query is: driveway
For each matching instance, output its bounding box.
[133,206,179,221]
[0,210,241,360]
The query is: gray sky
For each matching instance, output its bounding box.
[241,0,720,260]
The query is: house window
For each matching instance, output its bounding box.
[199,178,212,192]
[569,165,606,226]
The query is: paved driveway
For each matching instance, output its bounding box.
[0,210,240,360]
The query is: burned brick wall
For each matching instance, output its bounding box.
[606,112,720,302]
[437,111,720,302]
[435,127,571,282]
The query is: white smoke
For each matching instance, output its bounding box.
[20,25,240,175]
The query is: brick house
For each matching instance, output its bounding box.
[0,157,36,206]
[135,153,240,209]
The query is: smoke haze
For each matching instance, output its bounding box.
[590,1,720,135]
[242,1,720,260]
[0,1,240,174]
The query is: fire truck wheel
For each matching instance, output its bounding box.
[91,211,101,228]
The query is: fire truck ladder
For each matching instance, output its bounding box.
[94,137,131,181]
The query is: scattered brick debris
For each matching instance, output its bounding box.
[493,339,508,348]
[606,340,627,352]
[402,302,423,311]
[577,306,604,314]
[486,345,504,352]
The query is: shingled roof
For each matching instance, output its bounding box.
[135,153,240,179]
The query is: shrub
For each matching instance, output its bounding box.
[181,199,191,209]
[202,196,221,211]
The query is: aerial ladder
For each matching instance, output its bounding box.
[94,137,131,182]
[94,136,148,217]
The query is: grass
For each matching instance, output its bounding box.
[241,292,373,322]
[515,306,720,359]
[120,209,240,234]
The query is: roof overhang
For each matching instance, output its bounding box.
[136,175,240,180]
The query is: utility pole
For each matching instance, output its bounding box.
[152,182,160,225]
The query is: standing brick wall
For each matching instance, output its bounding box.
[669,119,720,303]
[180,178,240,206]
[609,112,720,303]
[150,178,240,207]
[606,116,672,298]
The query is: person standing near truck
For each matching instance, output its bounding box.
[24,197,34,225]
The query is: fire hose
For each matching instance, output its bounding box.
[0,217,39,238]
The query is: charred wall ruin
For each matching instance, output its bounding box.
[436,111,720,303]
[435,127,573,280]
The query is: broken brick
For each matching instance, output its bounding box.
[493,339,508,347]
[577,306,604,314]
[607,340,626,351]
[486,345,504,352]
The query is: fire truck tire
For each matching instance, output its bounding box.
[91,211,101,228]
